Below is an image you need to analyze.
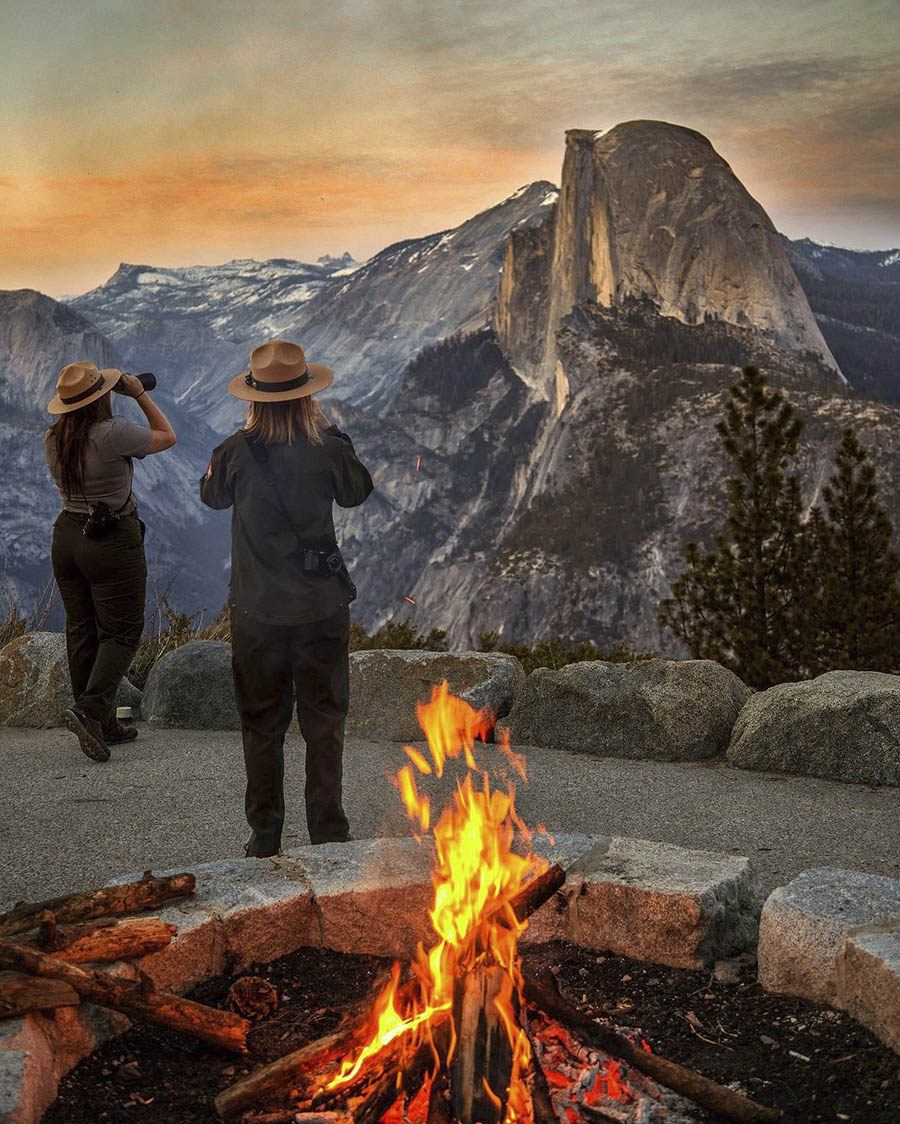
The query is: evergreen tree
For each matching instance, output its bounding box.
[804,427,900,673]
[658,365,811,688]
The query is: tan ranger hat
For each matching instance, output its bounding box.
[47,361,123,415]
[228,339,333,403]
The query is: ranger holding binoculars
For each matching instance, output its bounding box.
[44,362,176,761]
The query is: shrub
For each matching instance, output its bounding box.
[478,630,655,676]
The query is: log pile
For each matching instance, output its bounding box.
[0,870,250,1054]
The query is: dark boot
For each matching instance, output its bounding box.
[63,707,110,762]
[104,721,138,745]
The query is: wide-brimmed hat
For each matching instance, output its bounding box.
[228,339,333,403]
[47,361,123,415]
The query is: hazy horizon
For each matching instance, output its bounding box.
[3,0,898,296]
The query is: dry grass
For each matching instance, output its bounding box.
[129,586,230,689]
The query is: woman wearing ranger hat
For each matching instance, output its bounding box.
[45,361,177,761]
[201,338,373,857]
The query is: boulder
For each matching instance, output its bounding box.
[758,867,900,1007]
[0,632,143,728]
[839,928,900,1053]
[502,659,750,760]
[142,641,239,729]
[347,650,524,741]
[522,833,764,969]
[727,670,900,785]
[0,632,70,728]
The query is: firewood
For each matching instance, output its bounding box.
[216,1029,349,1118]
[25,916,177,963]
[505,863,566,925]
[451,962,514,1124]
[426,1067,451,1124]
[523,974,781,1124]
[238,1114,349,1124]
[0,938,249,1053]
[354,1025,448,1124]
[0,871,196,937]
[0,971,79,1018]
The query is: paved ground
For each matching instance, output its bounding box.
[1,723,898,910]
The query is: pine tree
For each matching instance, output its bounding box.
[658,365,811,688]
[804,427,900,673]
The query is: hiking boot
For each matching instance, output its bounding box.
[63,707,110,763]
[244,833,282,858]
[104,722,138,745]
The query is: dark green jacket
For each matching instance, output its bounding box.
[200,425,373,624]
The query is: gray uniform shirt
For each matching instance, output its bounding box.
[44,416,152,513]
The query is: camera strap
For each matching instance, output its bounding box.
[242,434,343,577]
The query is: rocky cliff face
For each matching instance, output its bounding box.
[495,122,842,392]
[285,181,558,412]
[334,312,900,653]
[0,290,121,414]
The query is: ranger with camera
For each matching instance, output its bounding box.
[200,338,373,857]
[44,362,176,761]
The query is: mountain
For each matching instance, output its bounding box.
[324,123,897,649]
[784,238,900,285]
[280,181,559,411]
[782,237,900,402]
[5,120,899,652]
[496,123,842,393]
[70,255,359,434]
[0,289,230,618]
[0,290,120,414]
[68,184,558,430]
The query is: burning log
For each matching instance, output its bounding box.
[0,971,79,1018]
[216,1029,351,1118]
[523,975,781,1124]
[0,938,249,1053]
[502,863,565,926]
[451,962,515,1124]
[0,870,196,937]
[426,1067,452,1124]
[25,915,177,963]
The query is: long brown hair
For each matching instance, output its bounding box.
[46,394,113,498]
[243,397,323,445]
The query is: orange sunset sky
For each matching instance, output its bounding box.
[2,0,898,296]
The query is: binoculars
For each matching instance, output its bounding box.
[114,371,157,393]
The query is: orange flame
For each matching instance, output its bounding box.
[324,682,547,1122]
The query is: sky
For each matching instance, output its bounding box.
[2,0,898,296]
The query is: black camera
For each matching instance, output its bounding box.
[302,548,344,575]
[83,502,121,539]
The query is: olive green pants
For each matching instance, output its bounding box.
[51,510,147,728]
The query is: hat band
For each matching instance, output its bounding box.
[60,374,105,404]
[245,367,310,393]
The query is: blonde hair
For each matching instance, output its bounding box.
[243,397,323,445]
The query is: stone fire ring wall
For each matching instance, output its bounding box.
[0,833,784,1123]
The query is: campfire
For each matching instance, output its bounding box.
[0,682,782,1124]
[215,683,779,1124]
